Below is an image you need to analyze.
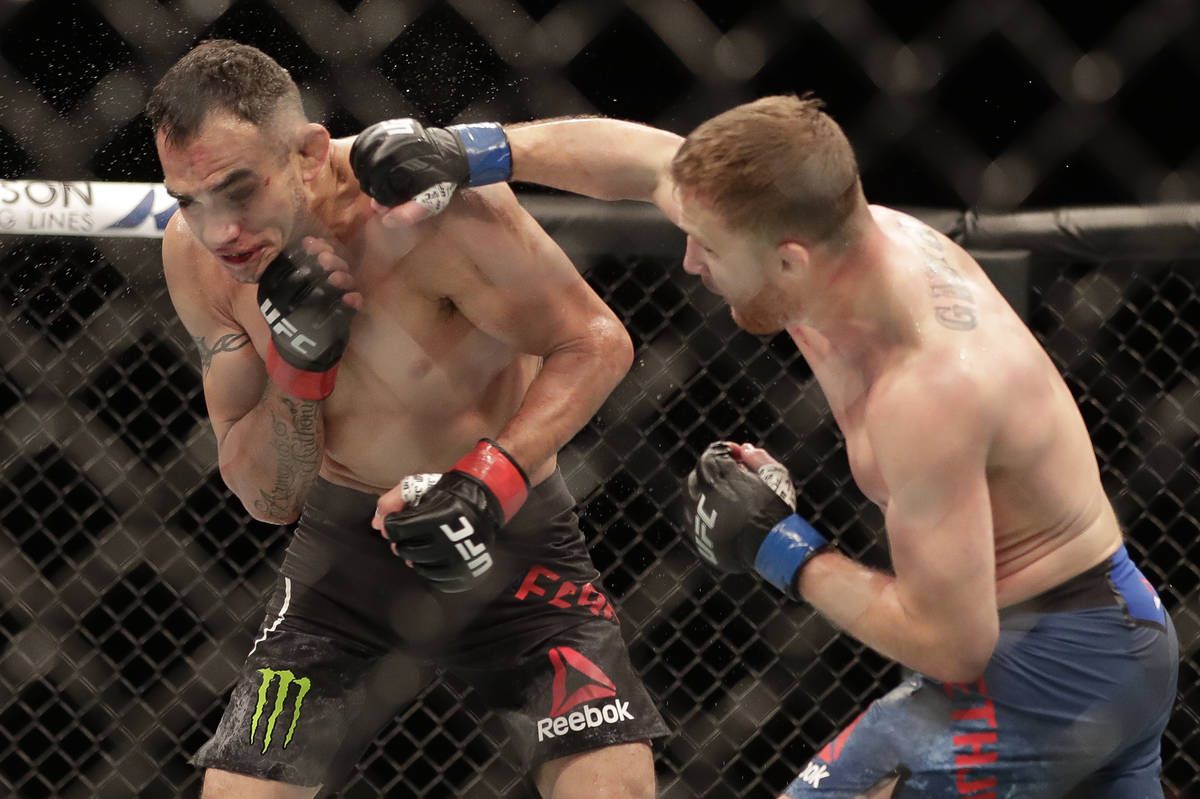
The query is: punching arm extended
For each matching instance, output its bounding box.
[351,116,684,224]
[505,118,684,219]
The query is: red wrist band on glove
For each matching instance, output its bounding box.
[265,341,339,400]
[453,439,530,522]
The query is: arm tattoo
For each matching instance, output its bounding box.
[901,219,979,331]
[252,396,322,520]
[193,332,251,376]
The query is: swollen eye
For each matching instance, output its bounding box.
[227,189,255,206]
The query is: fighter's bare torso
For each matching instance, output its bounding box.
[788,206,1122,607]
[170,138,550,494]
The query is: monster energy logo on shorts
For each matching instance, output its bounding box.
[251,668,311,753]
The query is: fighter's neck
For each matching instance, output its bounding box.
[789,223,923,378]
[304,140,372,242]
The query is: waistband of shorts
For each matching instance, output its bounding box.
[999,544,1166,628]
[302,467,575,531]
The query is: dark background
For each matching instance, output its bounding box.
[0,0,1197,797]
[2,0,1198,208]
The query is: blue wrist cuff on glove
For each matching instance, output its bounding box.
[754,514,828,598]
[449,123,512,186]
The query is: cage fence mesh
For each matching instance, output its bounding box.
[1,1,1199,798]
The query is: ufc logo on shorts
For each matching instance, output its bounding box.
[441,515,493,576]
[693,494,718,565]
[260,299,317,356]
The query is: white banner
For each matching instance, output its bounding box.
[0,180,176,239]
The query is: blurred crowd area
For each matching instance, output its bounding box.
[1,0,1198,206]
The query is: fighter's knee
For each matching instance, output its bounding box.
[776,785,899,799]
[859,765,910,798]
[778,765,907,799]
[199,768,318,799]
[534,741,656,799]
[859,775,902,799]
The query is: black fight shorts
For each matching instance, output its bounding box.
[193,471,669,789]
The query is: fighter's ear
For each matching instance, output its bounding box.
[297,123,331,182]
[777,240,809,274]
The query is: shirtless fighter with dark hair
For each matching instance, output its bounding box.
[147,39,667,799]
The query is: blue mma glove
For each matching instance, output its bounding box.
[685,442,829,599]
[350,118,511,209]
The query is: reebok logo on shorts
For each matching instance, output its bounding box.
[536,646,635,741]
[549,646,616,715]
[798,709,864,787]
[798,761,831,787]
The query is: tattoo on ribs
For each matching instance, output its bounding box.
[901,218,978,331]
[193,332,251,375]
[252,397,321,519]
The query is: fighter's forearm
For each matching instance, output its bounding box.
[505,118,683,208]
[796,551,995,683]
[493,318,633,480]
[216,385,325,524]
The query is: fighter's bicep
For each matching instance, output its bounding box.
[456,268,608,358]
[182,324,266,445]
[884,462,994,604]
[441,186,616,354]
[190,330,252,378]
[870,380,997,633]
[162,232,268,441]
[885,482,998,675]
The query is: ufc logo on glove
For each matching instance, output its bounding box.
[684,442,827,600]
[441,516,493,577]
[693,494,718,566]
[260,298,318,356]
[383,440,529,593]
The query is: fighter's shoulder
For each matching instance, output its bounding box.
[872,205,951,245]
[162,212,212,281]
[868,204,917,227]
[444,181,525,223]
[867,354,995,441]
[160,213,242,326]
[433,183,560,266]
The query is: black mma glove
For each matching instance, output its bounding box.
[257,245,355,400]
[685,442,829,599]
[383,439,530,593]
[350,118,511,210]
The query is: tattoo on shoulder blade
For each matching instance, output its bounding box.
[899,218,978,331]
[193,332,251,375]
